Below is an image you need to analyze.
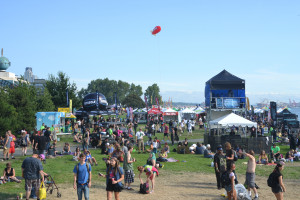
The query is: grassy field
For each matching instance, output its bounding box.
[0,128,298,199]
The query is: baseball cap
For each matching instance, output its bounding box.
[206,144,211,148]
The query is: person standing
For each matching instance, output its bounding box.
[123,145,136,190]
[136,128,145,153]
[163,125,170,141]
[269,161,286,200]
[73,153,92,200]
[21,154,45,200]
[3,131,12,160]
[99,157,124,200]
[82,128,90,151]
[225,142,238,184]
[44,127,52,151]
[244,150,258,199]
[214,146,226,189]
[8,131,16,159]
[20,130,30,156]
[170,127,175,145]
[35,132,47,156]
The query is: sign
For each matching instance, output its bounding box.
[69,99,72,113]
[58,108,70,113]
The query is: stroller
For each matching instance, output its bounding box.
[44,175,62,198]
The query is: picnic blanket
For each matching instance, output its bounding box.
[167,158,179,162]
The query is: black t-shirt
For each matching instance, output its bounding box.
[214,153,226,172]
[271,171,282,187]
[226,149,234,168]
[31,135,38,147]
[37,136,47,150]
[44,130,51,142]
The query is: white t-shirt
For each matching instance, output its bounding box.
[136,131,145,140]
[153,141,158,148]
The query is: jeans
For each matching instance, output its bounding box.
[77,184,89,200]
[82,142,88,151]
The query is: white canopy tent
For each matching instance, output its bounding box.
[194,106,205,114]
[163,108,178,122]
[209,113,257,128]
[178,108,196,122]
[209,113,257,137]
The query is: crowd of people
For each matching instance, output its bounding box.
[1,112,300,200]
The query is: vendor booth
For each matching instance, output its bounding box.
[148,107,163,115]
[178,108,196,122]
[36,112,65,133]
[163,108,178,122]
[133,108,148,123]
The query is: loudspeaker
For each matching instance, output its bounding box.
[270,101,277,121]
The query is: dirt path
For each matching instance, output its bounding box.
[46,171,299,200]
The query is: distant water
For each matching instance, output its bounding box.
[290,107,300,118]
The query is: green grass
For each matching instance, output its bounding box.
[0,133,298,199]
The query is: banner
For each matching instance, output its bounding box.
[144,95,148,111]
[66,89,69,107]
[69,99,72,113]
[58,107,70,113]
[155,97,160,110]
[114,92,118,116]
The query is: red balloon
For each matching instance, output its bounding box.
[151,26,161,35]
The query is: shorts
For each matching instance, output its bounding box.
[272,185,283,194]
[245,172,255,188]
[125,170,134,183]
[3,148,9,155]
[164,133,169,137]
[106,179,123,192]
[25,179,41,192]
[225,184,234,192]
[9,147,15,154]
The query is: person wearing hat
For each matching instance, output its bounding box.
[204,144,214,158]
[269,161,286,200]
[213,146,226,189]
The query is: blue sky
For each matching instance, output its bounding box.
[1,0,300,103]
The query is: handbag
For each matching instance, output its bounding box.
[39,181,47,199]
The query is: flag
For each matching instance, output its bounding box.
[66,89,69,107]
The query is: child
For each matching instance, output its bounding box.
[84,150,98,166]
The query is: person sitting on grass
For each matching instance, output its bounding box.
[84,150,98,166]
[285,149,294,162]
[73,132,82,143]
[157,149,168,162]
[138,165,159,194]
[257,150,268,164]
[0,162,21,183]
[270,143,281,162]
[74,147,81,159]
[63,143,71,154]
[163,142,170,153]
[204,144,214,158]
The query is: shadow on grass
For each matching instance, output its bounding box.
[0,192,19,200]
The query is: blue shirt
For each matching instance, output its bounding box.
[73,163,92,184]
[21,157,43,180]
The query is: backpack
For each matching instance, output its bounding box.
[139,183,150,194]
[233,150,238,161]
[267,172,276,187]
[76,163,90,183]
[21,137,27,146]
[221,171,231,186]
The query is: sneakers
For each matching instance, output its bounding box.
[127,187,134,190]
[253,197,259,200]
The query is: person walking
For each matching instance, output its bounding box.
[123,145,136,190]
[35,132,47,156]
[20,130,30,156]
[21,154,45,200]
[213,146,226,190]
[136,128,145,154]
[244,150,259,199]
[269,161,286,200]
[3,131,12,160]
[73,153,92,200]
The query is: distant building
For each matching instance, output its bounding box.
[24,67,35,83]
[33,78,46,95]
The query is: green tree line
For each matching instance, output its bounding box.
[0,71,161,136]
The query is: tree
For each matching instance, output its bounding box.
[78,78,143,104]
[7,82,37,132]
[144,83,161,106]
[0,89,18,136]
[36,88,55,112]
[122,93,145,108]
[45,71,80,109]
